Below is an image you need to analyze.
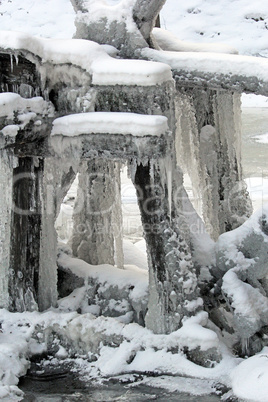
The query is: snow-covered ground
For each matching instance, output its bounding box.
[0,0,267,57]
[0,0,268,401]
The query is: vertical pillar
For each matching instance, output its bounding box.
[133,160,200,334]
[39,157,76,311]
[9,157,43,311]
[72,159,120,266]
[175,88,252,240]
[0,149,15,309]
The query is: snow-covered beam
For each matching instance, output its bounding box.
[0,31,172,88]
[143,49,268,96]
[51,112,170,161]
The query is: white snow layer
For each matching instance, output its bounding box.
[0,31,172,86]
[142,48,268,85]
[152,27,239,55]
[0,0,267,57]
[161,0,268,57]
[51,112,169,137]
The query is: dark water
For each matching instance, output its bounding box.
[20,374,222,402]
[19,361,224,402]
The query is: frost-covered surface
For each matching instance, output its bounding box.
[57,248,148,323]
[0,150,14,310]
[51,112,169,137]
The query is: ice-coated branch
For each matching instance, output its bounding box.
[132,0,166,41]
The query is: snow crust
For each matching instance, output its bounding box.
[51,112,169,137]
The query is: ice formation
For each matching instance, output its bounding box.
[0,0,268,400]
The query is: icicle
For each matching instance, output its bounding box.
[10,54,13,73]
[159,156,173,219]
[166,158,172,220]
[128,158,137,183]
[149,159,155,186]
[14,53,19,66]
[241,337,250,356]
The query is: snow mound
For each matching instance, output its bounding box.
[232,348,268,402]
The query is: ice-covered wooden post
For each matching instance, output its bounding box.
[72,159,118,266]
[0,69,58,311]
[133,161,201,333]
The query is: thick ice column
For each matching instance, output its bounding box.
[175,88,252,240]
[9,157,43,312]
[212,91,252,232]
[72,159,119,266]
[0,149,15,309]
[39,157,77,311]
[38,158,59,311]
[133,160,200,334]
